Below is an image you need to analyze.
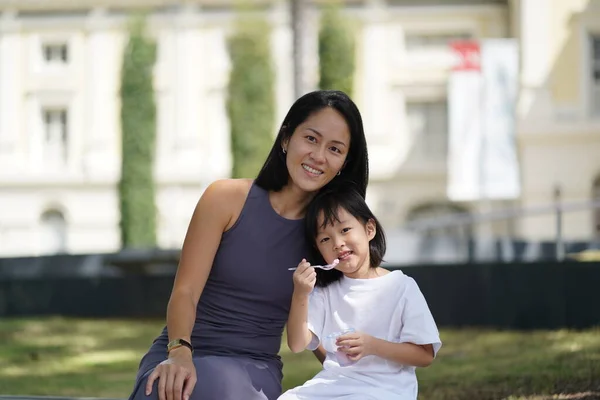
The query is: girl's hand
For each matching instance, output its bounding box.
[292,258,316,295]
[146,348,197,400]
[336,331,375,362]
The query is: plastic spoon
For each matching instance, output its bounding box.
[288,259,339,271]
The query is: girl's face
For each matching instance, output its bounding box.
[282,107,350,194]
[315,207,376,279]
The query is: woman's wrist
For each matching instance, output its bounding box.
[168,346,193,359]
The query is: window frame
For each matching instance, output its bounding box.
[405,99,449,161]
[41,107,69,168]
[578,18,600,119]
[42,42,69,65]
[590,34,600,117]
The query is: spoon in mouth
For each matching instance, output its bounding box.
[288,259,339,271]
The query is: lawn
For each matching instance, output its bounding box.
[0,317,598,400]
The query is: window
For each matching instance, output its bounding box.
[39,210,67,255]
[43,108,68,167]
[43,43,68,65]
[406,203,471,263]
[406,101,448,160]
[591,35,600,117]
[405,33,472,51]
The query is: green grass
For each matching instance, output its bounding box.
[0,317,598,399]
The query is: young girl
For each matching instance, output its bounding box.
[280,186,442,400]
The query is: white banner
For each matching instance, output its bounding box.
[480,39,520,200]
[447,39,520,201]
[447,41,484,201]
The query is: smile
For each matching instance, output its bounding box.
[302,164,324,175]
[337,251,352,260]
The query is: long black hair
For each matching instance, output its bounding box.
[254,90,369,198]
[304,183,386,287]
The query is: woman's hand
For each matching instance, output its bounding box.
[336,331,376,362]
[146,348,197,400]
[292,259,316,295]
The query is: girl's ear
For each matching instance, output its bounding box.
[366,218,376,241]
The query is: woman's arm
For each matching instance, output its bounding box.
[166,179,248,347]
[146,179,251,400]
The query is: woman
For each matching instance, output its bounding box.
[129,90,370,400]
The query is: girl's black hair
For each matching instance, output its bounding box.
[254,90,369,198]
[304,183,386,287]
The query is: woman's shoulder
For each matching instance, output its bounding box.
[199,179,254,230]
[202,179,253,203]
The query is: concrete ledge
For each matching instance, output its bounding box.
[0,396,123,400]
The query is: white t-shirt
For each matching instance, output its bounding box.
[278,270,442,400]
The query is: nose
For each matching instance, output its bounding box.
[310,145,326,164]
[333,236,345,250]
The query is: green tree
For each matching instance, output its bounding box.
[118,16,157,248]
[318,4,355,96]
[227,12,275,179]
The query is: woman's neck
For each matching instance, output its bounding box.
[269,184,315,220]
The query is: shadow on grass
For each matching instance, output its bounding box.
[0,318,599,400]
[0,317,162,397]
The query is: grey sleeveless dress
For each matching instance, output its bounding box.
[129,182,310,400]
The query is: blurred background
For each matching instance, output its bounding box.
[0,0,599,399]
[0,0,599,264]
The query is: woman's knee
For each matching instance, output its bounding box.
[132,356,281,400]
[130,374,159,400]
[190,356,280,400]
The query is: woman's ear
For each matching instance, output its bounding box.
[282,137,290,153]
[366,218,376,241]
[341,157,350,171]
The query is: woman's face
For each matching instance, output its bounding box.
[282,107,351,194]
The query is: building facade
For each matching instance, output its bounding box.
[0,0,598,258]
[514,0,600,242]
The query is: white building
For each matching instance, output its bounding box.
[0,2,241,256]
[0,0,598,259]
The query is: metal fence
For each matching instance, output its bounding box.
[383,197,600,266]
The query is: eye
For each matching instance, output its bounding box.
[319,237,330,244]
[329,146,341,154]
[341,227,351,233]
[306,135,317,143]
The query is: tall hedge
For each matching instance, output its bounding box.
[227,12,275,179]
[318,4,355,95]
[118,16,157,248]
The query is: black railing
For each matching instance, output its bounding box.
[1,251,599,329]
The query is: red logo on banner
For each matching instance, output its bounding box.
[450,41,481,71]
